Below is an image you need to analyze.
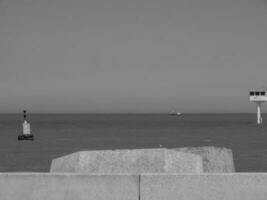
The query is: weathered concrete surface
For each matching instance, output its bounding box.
[1,173,267,200]
[0,173,138,200]
[50,147,235,173]
[141,174,267,200]
[174,146,235,172]
[50,149,203,173]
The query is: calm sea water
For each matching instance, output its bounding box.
[0,114,266,172]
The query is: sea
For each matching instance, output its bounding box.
[0,114,266,172]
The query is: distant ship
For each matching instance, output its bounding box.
[169,110,182,116]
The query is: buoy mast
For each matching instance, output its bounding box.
[18,110,34,140]
[249,90,267,124]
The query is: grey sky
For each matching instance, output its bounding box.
[0,0,267,113]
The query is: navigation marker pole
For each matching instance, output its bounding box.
[249,90,267,125]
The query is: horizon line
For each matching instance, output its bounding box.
[0,112,261,115]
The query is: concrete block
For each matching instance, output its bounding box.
[141,174,267,200]
[174,146,235,172]
[50,149,203,173]
[0,173,138,200]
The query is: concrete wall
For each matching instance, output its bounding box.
[141,174,267,200]
[174,146,235,172]
[50,147,235,173]
[50,149,203,173]
[0,173,138,200]
[1,173,267,200]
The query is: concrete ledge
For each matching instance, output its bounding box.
[141,173,267,200]
[174,146,235,172]
[1,173,267,200]
[0,173,138,200]
[50,149,203,173]
[50,147,235,173]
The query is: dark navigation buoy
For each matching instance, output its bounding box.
[18,110,34,141]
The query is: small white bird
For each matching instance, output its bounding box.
[159,144,163,147]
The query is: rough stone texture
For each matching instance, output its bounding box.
[50,149,203,173]
[0,173,138,200]
[174,146,235,172]
[141,174,267,200]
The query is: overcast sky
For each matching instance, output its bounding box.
[0,0,267,113]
